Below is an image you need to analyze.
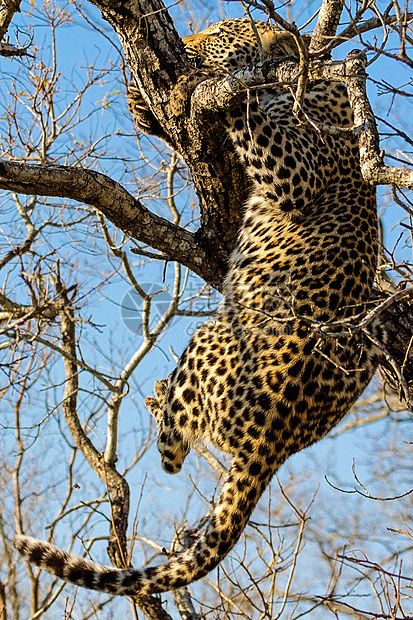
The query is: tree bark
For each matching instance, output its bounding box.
[87,0,249,268]
[0,581,6,620]
[0,0,22,42]
[309,0,344,52]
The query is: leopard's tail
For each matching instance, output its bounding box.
[14,455,274,595]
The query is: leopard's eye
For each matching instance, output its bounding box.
[194,55,203,68]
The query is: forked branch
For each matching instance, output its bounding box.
[57,272,174,620]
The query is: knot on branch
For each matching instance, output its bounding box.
[344,49,368,75]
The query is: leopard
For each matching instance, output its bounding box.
[14,18,384,597]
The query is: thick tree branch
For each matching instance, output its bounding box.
[85,0,250,273]
[192,52,413,190]
[88,0,188,150]
[57,280,112,485]
[0,160,225,286]
[0,0,22,42]
[190,54,366,115]
[308,0,344,51]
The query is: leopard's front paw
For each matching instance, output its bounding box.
[144,377,170,422]
[127,82,172,144]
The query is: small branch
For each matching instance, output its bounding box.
[333,10,413,50]
[57,276,103,477]
[272,481,317,620]
[4,330,117,391]
[0,290,60,323]
[0,228,39,271]
[337,554,412,582]
[358,288,413,329]
[193,444,227,477]
[0,42,30,57]
[351,460,413,501]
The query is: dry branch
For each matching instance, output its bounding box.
[344,51,413,188]
[0,0,22,42]
[0,160,223,286]
[309,0,344,51]
[0,42,29,57]
[56,273,174,620]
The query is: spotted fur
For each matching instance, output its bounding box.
[14,18,383,597]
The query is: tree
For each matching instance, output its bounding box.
[0,0,412,618]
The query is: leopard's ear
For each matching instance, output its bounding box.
[263,30,311,59]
